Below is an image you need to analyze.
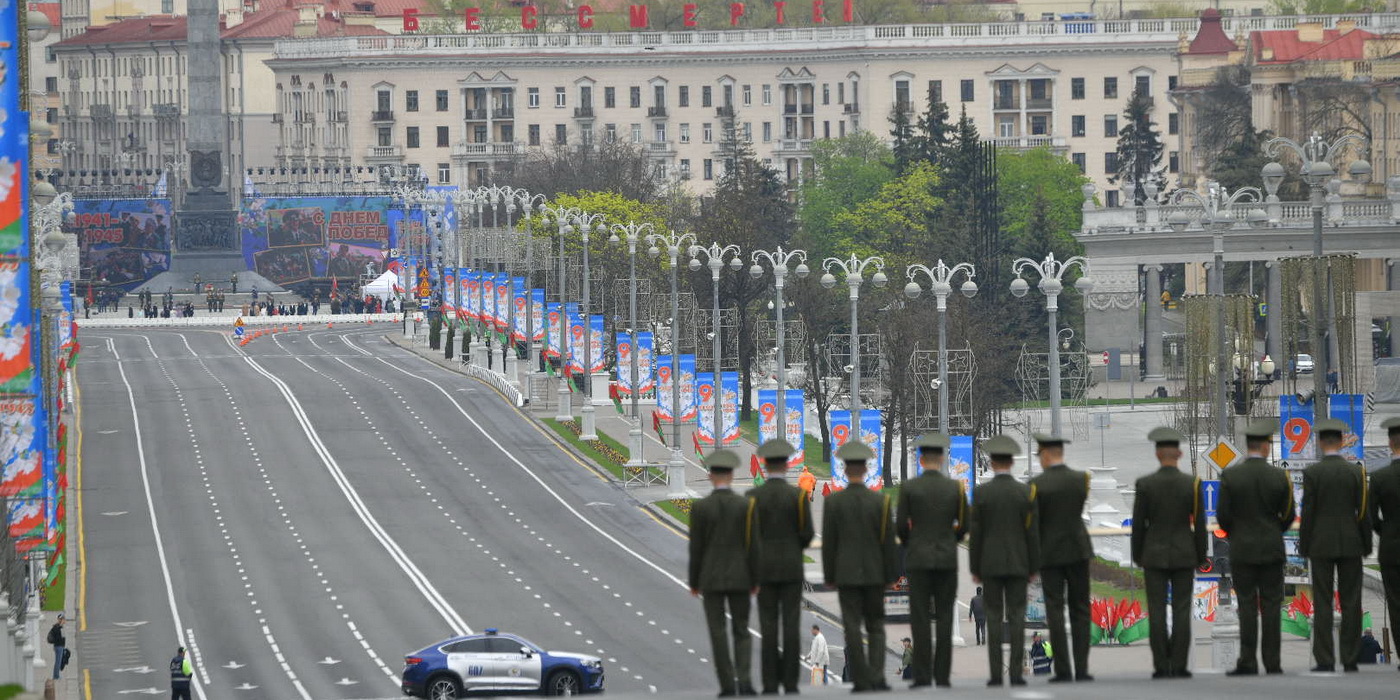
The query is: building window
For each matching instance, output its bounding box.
[703,122,713,143]
[680,159,691,176]
[744,122,753,141]
[653,84,666,109]
[630,87,641,108]
[1135,74,1150,96]
[762,85,772,105]
[377,127,392,147]
[1030,115,1048,136]
[605,87,616,108]
[1029,79,1048,102]
[823,121,830,139]
[1072,115,1085,137]
[438,163,451,184]
[703,159,714,180]
[579,85,593,109]
[433,126,448,147]
[1169,151,1180,173]
[528,88,540,108]
[555,87,566,108]
[555,124,568,144]
[960,79,974,102]
[838,82,845,104]
[581,124,594,146]
[436,90,449,111]
[929,80,943,105]
[679,86,690,107]
[680,123,691,143]
[1168,75,1178,91]
[1104,77,1118,99]
[1104,115,1118,137]
[528,124,540,146]
[997,116,1014,138]
[1106,189,1120,208]
[702,86,713,108]
[406,90,419,112]
[822,84,830,105]
[839,121,846,137]
[1168,112,1179,135]
[743,84,752,106]
[605,123,617,141]
[377,90,392,112]
[474,125,487,143]
[406,126,420,148]
[894,79,911,111]
[1071,78,1085,100]
[763,121,772,142]
[1105,152,1119,173]
[1071,152,1086,173]
[631,123,642,143]
[655,122,667,142]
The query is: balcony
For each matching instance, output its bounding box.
[783,104,797,114]
[272,113,284,124]
[1026,98,1053,110]
[774,138,813,153]
[153,103,179,118]
[716,105,735,119]
[844,103,860,114]
[451,141,525,158]
[573,106,595,119]
[646,141,676,156]
[370,110,395,122]
[465,108,487,120]
[329,110,348,123]
[988,135,1068,152]
[800,104,813,114]
[295,112,316,124]
[365,144,404,159]
[493,107,515,119]
[647,106,668,118]
[90,104,114,121]
[993,96,1019,110]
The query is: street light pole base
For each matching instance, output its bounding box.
[666,451,688,499]
[626,423,645,467]
[1210,592,1240,671]
[580,404,598,441]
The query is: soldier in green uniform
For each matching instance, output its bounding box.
[690,449,760,697]
[895,433,967,689]
[1301,418,1373,673]
[822,441,896,692]
[749,439,815,695]
[969,435,1039,688]
[1217,419,1295,676]
[1131,427,1207,679]
[1028,433,1095,682]
[1370,416,1400,671]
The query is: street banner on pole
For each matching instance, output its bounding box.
[829,410,853,488]
[678,355,697,422]
[494,273,510,333]
[696,374,717,447]
[1278,395,1315,463]
[530,289,546,343]
[616,332,655,398]
[481,274,496,327]
[757,389,806,469]
[588,315,606,374]
[510,277,527,343]
[860,409,884,489]
[443,269,456,317]
[1328,393,1366,462]
[464,270,479,321]
[567,314,585,376]
[656,356,675,422]
[636,332,655,395]
[546,303,564,360]
[721,371,740,445]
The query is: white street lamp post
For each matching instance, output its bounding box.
[904,260,978,434]
[690,242,744,454]
[820,255,888,421]
[575,212,608,442]
[1010,253,1095,439]
[648,230,697,496]
[515,191,548,377]
[750,247,810,441]
[391,182,423,339]
[611,221,656,467]
[540,205,584,423]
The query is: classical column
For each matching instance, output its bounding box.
[1144,264,1164,380]
[1267,261,1284,376]
[1389,259,1399,359]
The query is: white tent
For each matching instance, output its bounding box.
[363,270,400,301]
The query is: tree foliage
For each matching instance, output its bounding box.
[506,139,666,204]
[1267,0,1385,14]
[800,133,894,254]
[1112,87,1166,204]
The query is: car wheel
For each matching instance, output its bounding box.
[546,670,581,696]
[427,675,461,700]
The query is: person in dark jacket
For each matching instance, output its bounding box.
[47,613,65,680]
[969,587,986,645]
[690,449,759,697]
[896,432,966,688]
[171,646,193,699]
[969,435,1039,688]
[1131,427,1208,679]
[1029,433,1095,683]
[748,439,814,695]
[1300,418,1373,673]
[1218,419,1295,676]
[1359,629,1384,664]
[1370,416,1400,671]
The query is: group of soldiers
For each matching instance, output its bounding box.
[687,416,1400,694]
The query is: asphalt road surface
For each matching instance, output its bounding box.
[76,326,777,699]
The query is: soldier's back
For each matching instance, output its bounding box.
[749,478,812,582]
[825,485,892,587]
[1219,458,1293,565]
[692,490,756,592]
[971,475,1036,578]
[898,472,964,571]
[1030,465,1093,566]
[1301,456,1368,559]
[1373,460,1400,566]
[1132,468,1199,570]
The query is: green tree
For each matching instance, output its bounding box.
[506,138,666,204]
[831,162,942,261]
[889,102,917,176]
[998,148,1088,253]
[799,133,894,253]
[911,90,954,167]
[1267,0,1384,14]
[1112,87,1166,205]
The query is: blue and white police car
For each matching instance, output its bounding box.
[402,628,605,699]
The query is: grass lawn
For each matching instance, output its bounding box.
[738,415,832,479]
[0,685,26,699]
[544,418,664,482]
[655,498,692,527]
[1090,580,1147,604]
[41,568,65,612]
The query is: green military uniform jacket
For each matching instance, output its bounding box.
[821,483,897,587]
[895,470,966,570]
[1217,457,1295,565]
[689,488,759,592]
[1030,464,1094,566]
[1299,455,1372,559]
[1131,467,1207,570]
[1372,459,1400,567]
[747,477,814,583]
[969,474,1040,579]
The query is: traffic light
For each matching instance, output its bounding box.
[1212,529,1231,577]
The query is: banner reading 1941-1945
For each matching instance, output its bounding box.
[67,199,173,290]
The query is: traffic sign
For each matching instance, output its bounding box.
[389,248,400,258]
[233,326,244,338]
[1201,439,1240,472]
[1199,479,1220,519]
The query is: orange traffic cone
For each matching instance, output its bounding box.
[327,322,334,329]
[297,324,303,331]
[283,325,289,333]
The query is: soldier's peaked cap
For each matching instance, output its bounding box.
[703,449,741,472]
[1147,426,1185,445]
[1244,419,1278,438]
[835,441,875,462]
[1314,418,1349,435]
[914,433,951,450]
[1033,432,1072,446]
[983,435,1021,457]
[1381,417,1400,434]
[756,439,797,460]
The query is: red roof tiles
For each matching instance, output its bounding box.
[1251,26,1377,64]
[52,0,431,46]
[1186,8,1237,56]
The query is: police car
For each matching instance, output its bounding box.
[402,628,605,699]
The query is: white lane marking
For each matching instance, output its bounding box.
[112,358,209,700]
[222,661,246,670]
[107,336,120,359]
[116,688,163,695]
[139,334,160,359]
[234,682,260,690]
[185,627,211,686]
[318,657,341,666]
[113,620,148,627]
[174,333,200,358]
[335,678,359,686]
[306,333,330,354]
[340,333,372,356]
[236,349,471,636]
[113,666,156,674]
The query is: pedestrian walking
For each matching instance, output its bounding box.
[47,613,65,680]
[1371,416,1400,672]
[969,435,1039,688]
[822,440,897,693]
[805,625,829,685]
[1360,628,1384,664]
[895,432,966,688]
[748,439,814,695]
[1218,419,1295,676]
[1131,427,1207,679]
[898,638,913,681]
[689,449,759,697]
[1300,418,1372,673]
[1029,433,1095,683]
[1029,632,1053,676]
[170,646,194,699]
[969,588,986,646]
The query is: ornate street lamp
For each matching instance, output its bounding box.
[610,221,656,467]
[647,229,698,496]
[904,260,978,434]
[1010,253,1095,438]
[690,242,744,454]
[820,255,888,420]
[750,247,810,442]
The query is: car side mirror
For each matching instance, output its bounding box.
[520,646,533,658]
